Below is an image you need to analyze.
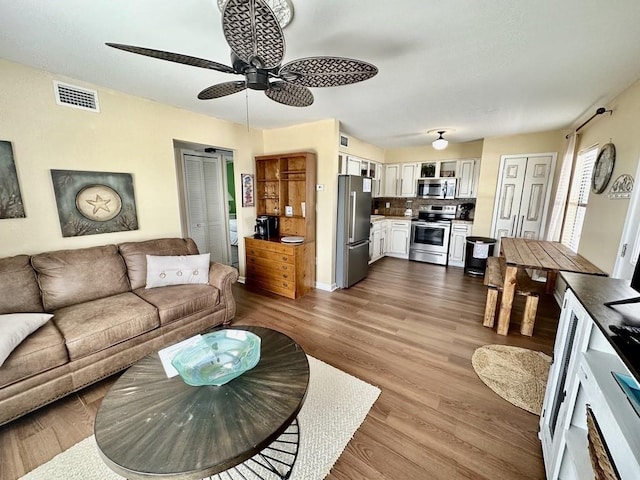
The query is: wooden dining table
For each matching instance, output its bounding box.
[496,237,607,335]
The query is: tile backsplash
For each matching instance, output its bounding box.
[372,197,475,218]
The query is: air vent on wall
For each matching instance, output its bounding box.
[53,81,100,112]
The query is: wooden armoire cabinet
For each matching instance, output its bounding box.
[245,151,316,299]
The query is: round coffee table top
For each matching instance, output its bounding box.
[94,326,309,480]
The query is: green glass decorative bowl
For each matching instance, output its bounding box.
[171,330,261,386]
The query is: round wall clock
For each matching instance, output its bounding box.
[592,143,616,194]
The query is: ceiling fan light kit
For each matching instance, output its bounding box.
[107,0,377,108]
[432,131,449,150]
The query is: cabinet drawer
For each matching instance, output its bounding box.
[247,262,296,282]
[245,238,295,255]
[248,277,295,299]
[246,251,294,265]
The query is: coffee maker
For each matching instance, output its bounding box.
[254,215,279,239]
[458,203,475,220]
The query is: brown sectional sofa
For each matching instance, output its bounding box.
[0,237,239,426]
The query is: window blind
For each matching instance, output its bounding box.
[561,147,598,252]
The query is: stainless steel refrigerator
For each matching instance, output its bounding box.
[336,175,372,288]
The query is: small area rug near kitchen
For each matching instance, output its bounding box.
[20,356,380,480]
[472,344,551,415]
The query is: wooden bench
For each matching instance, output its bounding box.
[483,256,546,336]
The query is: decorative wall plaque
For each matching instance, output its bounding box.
[51,169,138,237]
[607,174,634,199]
[0,140,25,219]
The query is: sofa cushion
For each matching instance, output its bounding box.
[0,321,68,389]
[31,245,130,311]
[0,255,44,314]
[134,284,220,325]
[145,254,210,288]
[0,313,53,366]
[53,292,160,361]
[119,238,200,290]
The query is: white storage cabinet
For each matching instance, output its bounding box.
[448,221,472,267]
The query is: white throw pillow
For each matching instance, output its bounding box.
[0,313,53,366]
[145,254,210,289]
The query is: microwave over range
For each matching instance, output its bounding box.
[417,178,456,199]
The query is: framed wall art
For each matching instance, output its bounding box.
[0,140,26,219]
[241,173,255,207]
[51,169,139,237]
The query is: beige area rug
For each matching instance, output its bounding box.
[472,344,551,415]
[20,356,380,480]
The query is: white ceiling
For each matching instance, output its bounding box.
[2,0,640,148]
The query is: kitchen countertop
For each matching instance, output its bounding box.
[370,215,415,222]
[371,215,474,223]
[561,272,640,382]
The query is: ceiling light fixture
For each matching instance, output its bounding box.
[432,131,448,150]
[217,0,294,28]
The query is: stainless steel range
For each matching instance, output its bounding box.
[409,205,456,265]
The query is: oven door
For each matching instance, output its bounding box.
[409,221,451,264]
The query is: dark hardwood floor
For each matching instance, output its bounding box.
[0,257,559,480]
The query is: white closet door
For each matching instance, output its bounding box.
[182,152,229,264]
[494,157,527,239]
[492,154,555,242]
[519,155,553,239]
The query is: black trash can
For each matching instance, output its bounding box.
[464,237,497,276]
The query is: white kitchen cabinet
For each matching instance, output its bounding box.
[369,221,385,263]
[340,154,383,197]
[400,163,419,197]
[456,159,479,198]
[386,220,411,258]
[384,164,401,196]
[540,285,640,480]
[448,221,472,267]
[383,163,418,197]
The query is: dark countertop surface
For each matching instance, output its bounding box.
[561,272,640,382]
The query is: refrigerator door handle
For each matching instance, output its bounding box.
[348,239,370,249]
[349,191,357,243]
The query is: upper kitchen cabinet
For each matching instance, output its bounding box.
[456,159,480,198]
[338,153,384,197]
[417,158,480,198]
[384,163,418,197]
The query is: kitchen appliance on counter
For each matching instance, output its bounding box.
[458,202,475,220]
[409,205,456,265]
[254,215,279,239]
[417,178,457,199]
[336,175,372,288]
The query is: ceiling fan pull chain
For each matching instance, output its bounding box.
[246,88,250,132]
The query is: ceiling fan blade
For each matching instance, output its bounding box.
[264,81,313,107]
[279,57,378,87]
[222,0,285,70]
[106,43,236,74]
[198,81,247,100]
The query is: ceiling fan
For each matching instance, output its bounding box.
[106,0,378,107]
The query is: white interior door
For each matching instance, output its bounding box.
[182,150,229,264]
[519,155,554,238]
[493,157,527,239]
[492,154,555,243]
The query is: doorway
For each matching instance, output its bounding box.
[174,141,236,266]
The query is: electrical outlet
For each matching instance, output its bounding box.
[316,184,324,191]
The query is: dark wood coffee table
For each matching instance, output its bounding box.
[94,326,309,480]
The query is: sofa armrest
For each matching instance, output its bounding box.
[208,263,239,325]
